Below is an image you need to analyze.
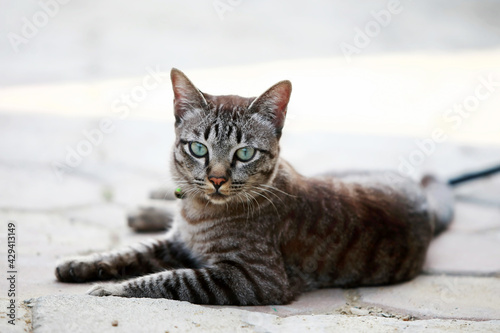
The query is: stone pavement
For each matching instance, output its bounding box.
[0,109,499,332]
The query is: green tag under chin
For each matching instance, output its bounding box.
[175,187,184,199]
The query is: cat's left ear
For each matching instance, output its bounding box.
[171,68,208,124]
[248,80,292,136]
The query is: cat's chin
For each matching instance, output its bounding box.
[206,193,230,205]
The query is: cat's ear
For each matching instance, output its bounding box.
[170,68,208,124]
[248,80,292,135]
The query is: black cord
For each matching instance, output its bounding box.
[448,164,500,186]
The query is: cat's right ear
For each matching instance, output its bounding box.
[170,68,208,125]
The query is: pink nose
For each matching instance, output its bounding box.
[209,176,227,187]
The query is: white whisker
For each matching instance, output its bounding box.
[249,190,280,217]
[261,184,296,198]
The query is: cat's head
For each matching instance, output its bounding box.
[170,68,291,204]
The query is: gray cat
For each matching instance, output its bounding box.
[56,69,498,305]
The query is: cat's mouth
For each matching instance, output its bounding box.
[204,180,232,204]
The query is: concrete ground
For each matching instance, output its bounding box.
[1,53,500,331]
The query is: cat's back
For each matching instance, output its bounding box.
[277,165,434,290]
[278,165,430,230]
[318,170,429,213]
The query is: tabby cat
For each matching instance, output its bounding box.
[56,68,460,305]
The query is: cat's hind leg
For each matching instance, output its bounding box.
[421,175,454,235]
[149,187,177,201]
[127,202,177,232]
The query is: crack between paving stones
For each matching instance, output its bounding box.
[455,195,500,208]
[338,289,415,321]
[339,288,497,322]
[21,299,34,333]
[356,301,497,322]
[0,157,168,183]
[0,203,110,214]
[0,201,136,215]
[469,226,500,234]
[422,270,500,278]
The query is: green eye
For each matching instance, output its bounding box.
[189,142,208,157]
[235,147,255,162]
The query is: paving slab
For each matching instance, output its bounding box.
[0,113,171,211]
[226,289,347,317]
[449,201,500,232]
[0,208,164,303]
[30,295,500,333]
[0,165,104,211]
[0,211,112,302]
[454,175,500,207]
[424,231,500,275]
[424,199,500,275]
[358,275,500,321]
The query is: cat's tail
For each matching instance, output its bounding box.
[423,164,500,235]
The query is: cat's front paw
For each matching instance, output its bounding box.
[87,283,128,297]
[55,255,117,283]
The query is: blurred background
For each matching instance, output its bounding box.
[2,0,500,85]
[1,1,500,318]
[1,0,500,144]
[1,0,500,204]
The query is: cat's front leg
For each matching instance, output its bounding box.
[56,234,197,282]
[87,283,129,297]
[56,253,118,283]
[87,260,294,305]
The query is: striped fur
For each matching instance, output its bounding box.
[56,69,454,305]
